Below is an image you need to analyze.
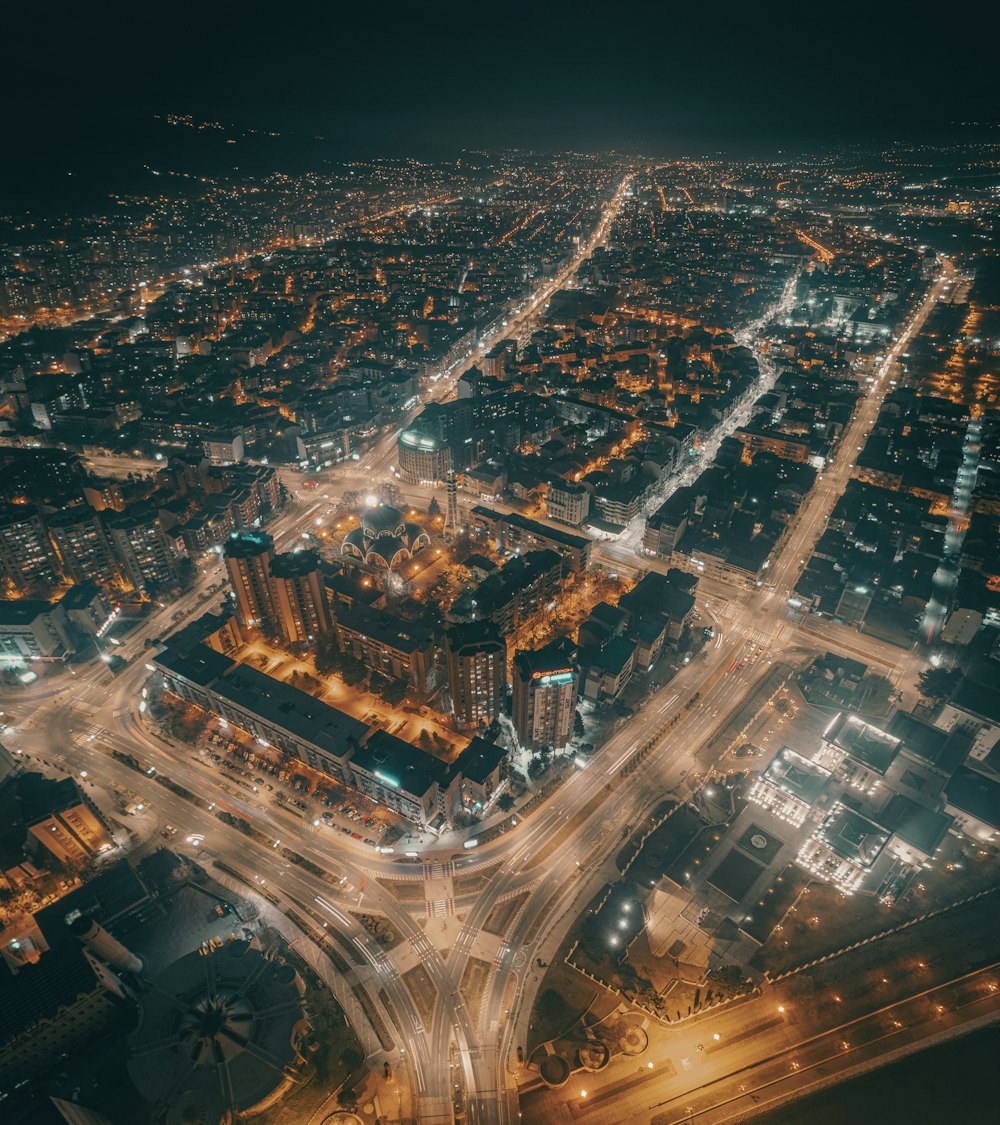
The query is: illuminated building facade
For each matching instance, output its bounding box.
[512,638,579,752]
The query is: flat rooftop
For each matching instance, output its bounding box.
[762,747,832,805]
[214,665,369,762]
[814,803,889,868]
[827,713,901,775]
[352,729,449,798]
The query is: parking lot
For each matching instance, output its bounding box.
[202,728,402,851]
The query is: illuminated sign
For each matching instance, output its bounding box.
[375,770,399,788]
[401,430,437,449]
[534,669,574,686]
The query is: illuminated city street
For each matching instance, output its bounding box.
[1,10,997,1125]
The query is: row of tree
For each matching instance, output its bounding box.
[314,633,408,706]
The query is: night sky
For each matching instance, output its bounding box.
[4,0,993,210]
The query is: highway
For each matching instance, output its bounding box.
[2,217,959,1123]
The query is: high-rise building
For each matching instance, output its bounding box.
[105,506,179,595]
[0,504,60,593]
[270,549,330,645]
[46,506,119,587]
[445,620,506,728]
[223,530,277,635]
[512,638,579,752]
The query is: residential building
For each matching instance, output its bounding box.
[105,505,179,595]
[445,620,507,728]
[223,529,277,635]
[446,736,508,815]
[333,603,437,693]
[471,507,592,572]
[512,638,579,752]
[0,599,75,662]
[270,549,330,644]
[0,504,59,593]
[348,730,448,824]
[545,480,591,527]
[46,506,119,587]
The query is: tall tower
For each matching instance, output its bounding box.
[512,638,579,753]
[445,620,506,729]
[270,549,331,644]
[223,530,277,635]
[47,506,119,587]
[444,469,460,538]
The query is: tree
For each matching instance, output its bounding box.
[381,678,408,707]
[917,666,961,702]
[339,1046,364,1071]
[337,1086,359,1110]
[369,671,390,698]
[496,793,516,813]
[315,634,342,676]
[707,964,747,996]
[340,651,367,686]
[428,496,442,518]
[573,710,585,739]
[377,481,402,508]
[339,490,363,514]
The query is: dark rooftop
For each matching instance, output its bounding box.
[946,766,1000,830]
[450,736,507,786]
[351,729,448,798]
[214,665,368,762]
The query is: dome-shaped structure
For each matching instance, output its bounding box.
[128,940,310,1125]
[341,503,429,571]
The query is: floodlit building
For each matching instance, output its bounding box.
[796,801,890,894]
[512,638,579,752]
[341,503,430,571]
[223,529,277,634]
[397,427,451,484]
[545,480,591,527]
[445,620,506,728]
[748,747,833,827]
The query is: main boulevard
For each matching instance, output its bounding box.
[3,182,966,1124]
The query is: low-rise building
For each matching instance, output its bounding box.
[0,599,75,662]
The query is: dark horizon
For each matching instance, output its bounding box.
[5,0,995,214]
